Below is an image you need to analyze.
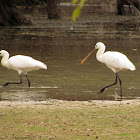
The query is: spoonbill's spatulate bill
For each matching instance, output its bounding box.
[0,50,47,87]
[81,42,136,97]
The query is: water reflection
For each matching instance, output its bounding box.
[0,20,139,101]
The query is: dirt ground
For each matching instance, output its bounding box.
[0,99,140,109]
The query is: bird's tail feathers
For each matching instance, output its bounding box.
[42,64,47,69]
[130,65,136,71]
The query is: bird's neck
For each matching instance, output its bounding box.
[96,47,105,62]
[1,53,9,68]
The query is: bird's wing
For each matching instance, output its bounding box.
[8,55,46,70]
[102,51,135,71]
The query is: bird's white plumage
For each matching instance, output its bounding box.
[0,50,47,75]
[95,42,136,73]
[81,42,136,97]
[8,55,47,74]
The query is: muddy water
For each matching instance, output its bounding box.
[0,19,139,101]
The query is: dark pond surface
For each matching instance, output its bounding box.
[0,14,139,101]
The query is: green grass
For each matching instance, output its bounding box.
[0,101,140,140]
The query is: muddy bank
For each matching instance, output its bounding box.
[0,99,140,108]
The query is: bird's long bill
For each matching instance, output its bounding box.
[81,48,96,64]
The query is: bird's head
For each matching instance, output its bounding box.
[95,42,106,50]
[0,50,9,57]
[81,42,106,64]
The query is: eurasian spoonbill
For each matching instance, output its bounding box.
[0,50,47,87]
[81,42,136,97]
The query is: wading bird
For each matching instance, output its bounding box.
[81,42,136,97]
[0,50,47,87]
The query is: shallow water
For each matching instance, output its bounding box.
[0,15,139,101]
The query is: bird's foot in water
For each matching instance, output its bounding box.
[97,88,105,94]
[2,82,9,87]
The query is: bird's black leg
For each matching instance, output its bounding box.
[26,75,30,87]
[2,74,22,87]
[116,73,122,97]
[97,73,118,94]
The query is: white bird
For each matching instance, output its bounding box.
[0,50,47,87]
[81,42,136,97]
